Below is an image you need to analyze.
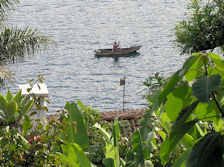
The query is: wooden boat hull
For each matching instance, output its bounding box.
[95,45,142,57]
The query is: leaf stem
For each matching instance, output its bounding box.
[199,115,222,121]
[203,56,208,76]
[212,92,224,117]
[203,54,224,117]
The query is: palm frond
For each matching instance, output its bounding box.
[0,28,55,64]
[0,0,19,23]
[0,68,13,87]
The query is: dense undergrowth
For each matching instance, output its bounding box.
[1,51,224,167]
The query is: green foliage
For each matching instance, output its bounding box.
[2,51,224,167]
[192,74,221,103]
[143,73,167,99]
[56,143,91,167]
[141,51,224,166]
[187,132,224,167]
[173,148,192,167]
[0,104,62,166]
[94,118,121,167]
[160,101,199,164]
[208,52,224,77]
[174,0,224,54]
[62,102,89,148]
[80,103,105,166]
[164,86,192,122]
[129,129,156,167]
[0,90,34,127]
[150,55,199,111]
[124,107,159,167]
[0,28,54,64]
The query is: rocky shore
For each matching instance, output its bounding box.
[46,108,148,122]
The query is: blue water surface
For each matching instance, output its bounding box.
[4,0,188,113]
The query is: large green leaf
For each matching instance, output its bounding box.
[12,90,22,104]
[64,102,88,148]
[138,109,154,141]
[77,100,95,122]
[94,122,111,143]
[56,143,91,167]
[160,101,199,165]
[72,143,91,167]
[208,53,224,77]
[160,119,198,165]
[151,55,199,110]
[96,118,120,167]
[173,148,192,167]
[55,145,78,167]
[131,129,146,167]
[103,143,118,167]
[172,101,199,129]
[112,118,120,167]
[7,101,18,123]
[165,86,191,122]
[112,118,120,147]
[187,132,224,167]
[0,94,8,112]
[194,101,220,121]
[159,112,172,133]
[192,74,221,103]
[6,90,13,102]
[103,158,115,167]
[21,99,34,114]
[185,54,204,82]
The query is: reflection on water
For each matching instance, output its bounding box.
[113,52,141,62]
[95,52,141,62]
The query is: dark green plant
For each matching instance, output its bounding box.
[0,93,62,166]
[78,101,105,166]
[94,117,122,167]
[56,101,93,167]
[148,52,224,166]
[143,73,167,100]
[0,90,34,127]
[60,102,89,148]
[187,132,224,167]
[174,0,224,54]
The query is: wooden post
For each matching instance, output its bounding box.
[120,77,126,111]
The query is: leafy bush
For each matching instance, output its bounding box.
[174,0,224,54]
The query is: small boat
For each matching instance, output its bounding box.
[95,45,142,57]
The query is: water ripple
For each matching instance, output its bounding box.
[4,0,189,113]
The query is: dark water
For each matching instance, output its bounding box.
[4,0,188,113]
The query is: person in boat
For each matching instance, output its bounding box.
[113,40,120,51]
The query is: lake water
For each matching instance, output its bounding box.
[4,0,188,113]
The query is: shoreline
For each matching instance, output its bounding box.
[46,107,148,121]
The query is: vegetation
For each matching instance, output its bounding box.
[174,0,224,54]
[1,50,224,166]
[1,0,224,166]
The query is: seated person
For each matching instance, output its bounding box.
[113,40,120,51]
